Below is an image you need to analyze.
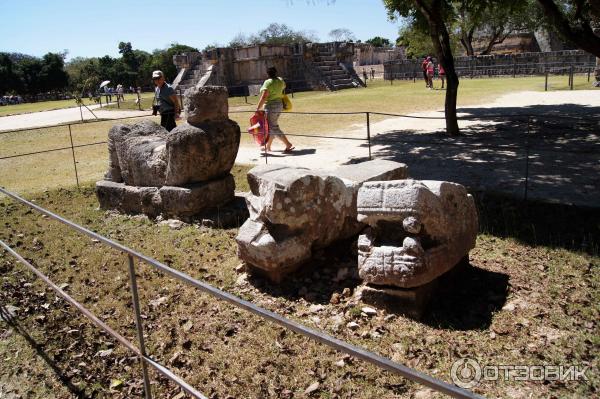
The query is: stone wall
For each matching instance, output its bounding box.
[354,44,404,66]
[384,50,597,79]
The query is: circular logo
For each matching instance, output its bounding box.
[451,358,482,389]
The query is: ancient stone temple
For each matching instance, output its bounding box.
[236,160,408,282]
[95,86,241,220]
[355,180,478,317]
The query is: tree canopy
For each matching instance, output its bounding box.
[365,36,392,47]
[328,28,356,42]
[229,23,318,47]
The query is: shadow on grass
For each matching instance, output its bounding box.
[0,305,85,398]
[248,238,362,305]
[423,263,509,330]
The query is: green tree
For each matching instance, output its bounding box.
[536,0,600,57]
[0,53,19,94]
[229,23,318,47]
[365,36,392,47]
[39,52,69,92]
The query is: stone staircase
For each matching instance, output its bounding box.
[309,45,358,91]
[174,63,208,93]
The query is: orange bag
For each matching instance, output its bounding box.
[248,111,269,146]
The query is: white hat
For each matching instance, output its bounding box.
[152,70,164,79]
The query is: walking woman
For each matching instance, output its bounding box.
[256,67,294,152]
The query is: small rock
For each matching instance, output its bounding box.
[235,273,248,286]
[167,219,184,229]
[384,314,396,322]
[330,315,345,332]
[309,304,324,313]
[329,292,341,304]
[361,306,377,316]
[334,359,345,367]
[342,287,352,298]
[96,349,113,357]
[346,321,359,330]
[304,381,320,395]
[502,302,516,312]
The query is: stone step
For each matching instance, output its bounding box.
[314,61,337,67]
[332,83,356,90]
[315,55,336,62]
[331,78,352,85]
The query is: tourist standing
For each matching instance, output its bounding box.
[421,57,429,88]
[363,68,368,84]
[438,63,446,89]
[152,70,181,132]
[371,67,375,79]
[426,57,435,89]
[256,66,294,153]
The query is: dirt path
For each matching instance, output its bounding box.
[0,104,149,131]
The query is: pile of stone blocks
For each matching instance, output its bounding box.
[235,160,408,282]
[355,179,478,317]
[96,86,241,220]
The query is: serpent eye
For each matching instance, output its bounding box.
[402,216,421,234]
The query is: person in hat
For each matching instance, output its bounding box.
[152,70,180,131]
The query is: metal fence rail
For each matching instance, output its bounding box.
[0,186,482,399]
[1,109,597,205]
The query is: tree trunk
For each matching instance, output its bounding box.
[537,0,600,57]
[416,0,460,136]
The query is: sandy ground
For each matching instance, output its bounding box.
[0,104,149,131]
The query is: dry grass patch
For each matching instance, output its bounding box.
[0,183,598,398]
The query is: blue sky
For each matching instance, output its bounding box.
[0,0,402,61]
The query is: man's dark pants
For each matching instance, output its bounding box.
[161,112,176,132]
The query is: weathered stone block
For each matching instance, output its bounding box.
[184,85,228,125]
[107,120,168,186]
[357,179,478,288]
[96,180,161,216]
[236,160,409,282]
[160,174,235,217]
[165,121,240,185]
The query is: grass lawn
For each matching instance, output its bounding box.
[0,178,597,398]
[0,97,97,117]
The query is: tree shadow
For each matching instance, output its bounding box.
[353,103,599,208]
[0,305,85,398]
[347,103,600,254]
[422,262,509,331]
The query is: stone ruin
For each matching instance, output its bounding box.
[235,160,408,282]
[96,86,241,220]
[236,164,478,317]
[355,180,478,317]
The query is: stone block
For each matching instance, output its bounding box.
[96,180,161,216]
[357,179,478,288]
[160,174,235,217]
[184,85,229,125]
[165,120,240,185]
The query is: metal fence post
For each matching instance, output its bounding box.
[570,65,574,90]
[588,67,591,82]
[366,112,372,160]
[67,124,80,189]
[545,71,548,91]
[524,116,531,202]
[137,91,142,111]
[127,255,153,399]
